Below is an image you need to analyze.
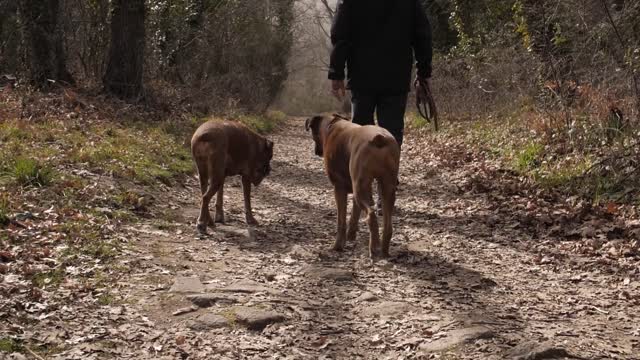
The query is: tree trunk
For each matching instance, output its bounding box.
[18,0,73,87]
[103,0,145,100]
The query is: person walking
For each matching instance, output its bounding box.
[328,0,433,148]
[328,0,434,211]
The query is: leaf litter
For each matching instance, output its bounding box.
[1,89,639,358]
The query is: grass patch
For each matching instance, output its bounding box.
[236,115,276,134]
[10,158,54,187]
[406,112,432,130]
[433,114,638,203]
[0,338,22,353]
[220,308,238,326]
[98,292,116,306]
[83,240,119,260]
[0,124,30,142]
[68,126,193,184]
[0,195,9,227]
[31,268,66,289]
[514,142,544,172]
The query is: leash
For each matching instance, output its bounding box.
[415,78,439,131]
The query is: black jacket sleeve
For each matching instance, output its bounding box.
[328,0,351,80]
[412,0,433,79]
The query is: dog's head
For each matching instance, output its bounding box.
[305,115,325,157]
[251,138,274,186]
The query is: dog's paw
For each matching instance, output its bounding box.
[332,243,345,252]
[214,213,225,224]
[246,216,259,226]
[196,223,208,235]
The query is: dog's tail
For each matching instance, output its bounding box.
[370,134,393,148]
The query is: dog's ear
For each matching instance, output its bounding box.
[305,115,323,132]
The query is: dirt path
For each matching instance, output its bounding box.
[66,118,638,359]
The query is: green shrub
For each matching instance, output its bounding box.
[12,158,54,187]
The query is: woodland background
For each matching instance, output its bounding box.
[1,0,639,202]
[0,1,639,358]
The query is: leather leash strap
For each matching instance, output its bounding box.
[415,78,439,131]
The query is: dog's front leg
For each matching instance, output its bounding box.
[333,187,348,251]
[241,176,258,225]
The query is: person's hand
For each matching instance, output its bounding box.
[332,80,346,101]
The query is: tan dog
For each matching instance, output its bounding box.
[305,114,400,258]
[191,121,274,233]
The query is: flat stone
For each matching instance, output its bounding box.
[359,301,418,318]
[288,244,313,258]
[172,306,198,316]
[211,279,276,294]
[304,266,353,282]
[506,341,570,360]
[189,313,229,331]
[187,293,237,308]
[419,327,494,353]
[355,292,378,303]
[233,306,286,331]
[169,276,204,293]
[218,224,254,240]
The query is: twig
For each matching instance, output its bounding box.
[580,139,640,176]
[25,346,45,360]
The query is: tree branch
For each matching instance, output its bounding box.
[599,0,640,115]
[319,0,335,20]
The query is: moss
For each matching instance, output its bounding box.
[0,338,22,353]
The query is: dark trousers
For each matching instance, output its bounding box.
[351,91,408,146]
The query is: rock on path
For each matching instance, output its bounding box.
[419,326,494,353]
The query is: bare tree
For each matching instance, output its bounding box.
[103,0,145,100]
[17,0,73,87]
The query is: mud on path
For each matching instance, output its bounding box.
[81,118,637,359]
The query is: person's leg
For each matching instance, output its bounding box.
[376,93,409,147]
[374,93,408,214]
[350,91,376,126]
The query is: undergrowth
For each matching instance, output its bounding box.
[423,109,638,205]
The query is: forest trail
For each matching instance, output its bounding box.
[51,118,637,359]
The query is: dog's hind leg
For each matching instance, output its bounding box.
[354,179,380,258]
[214,177,226,223]
[333,187,348,251]
[241,176,258,225]
[197,180,222,234]
[194,154,215,228]
[346,197,361,243]
[380,177,397,258]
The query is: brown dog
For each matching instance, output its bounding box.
[306,114,400,258]
[191,121,274,233]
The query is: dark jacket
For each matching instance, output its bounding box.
[328,0,433,95]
